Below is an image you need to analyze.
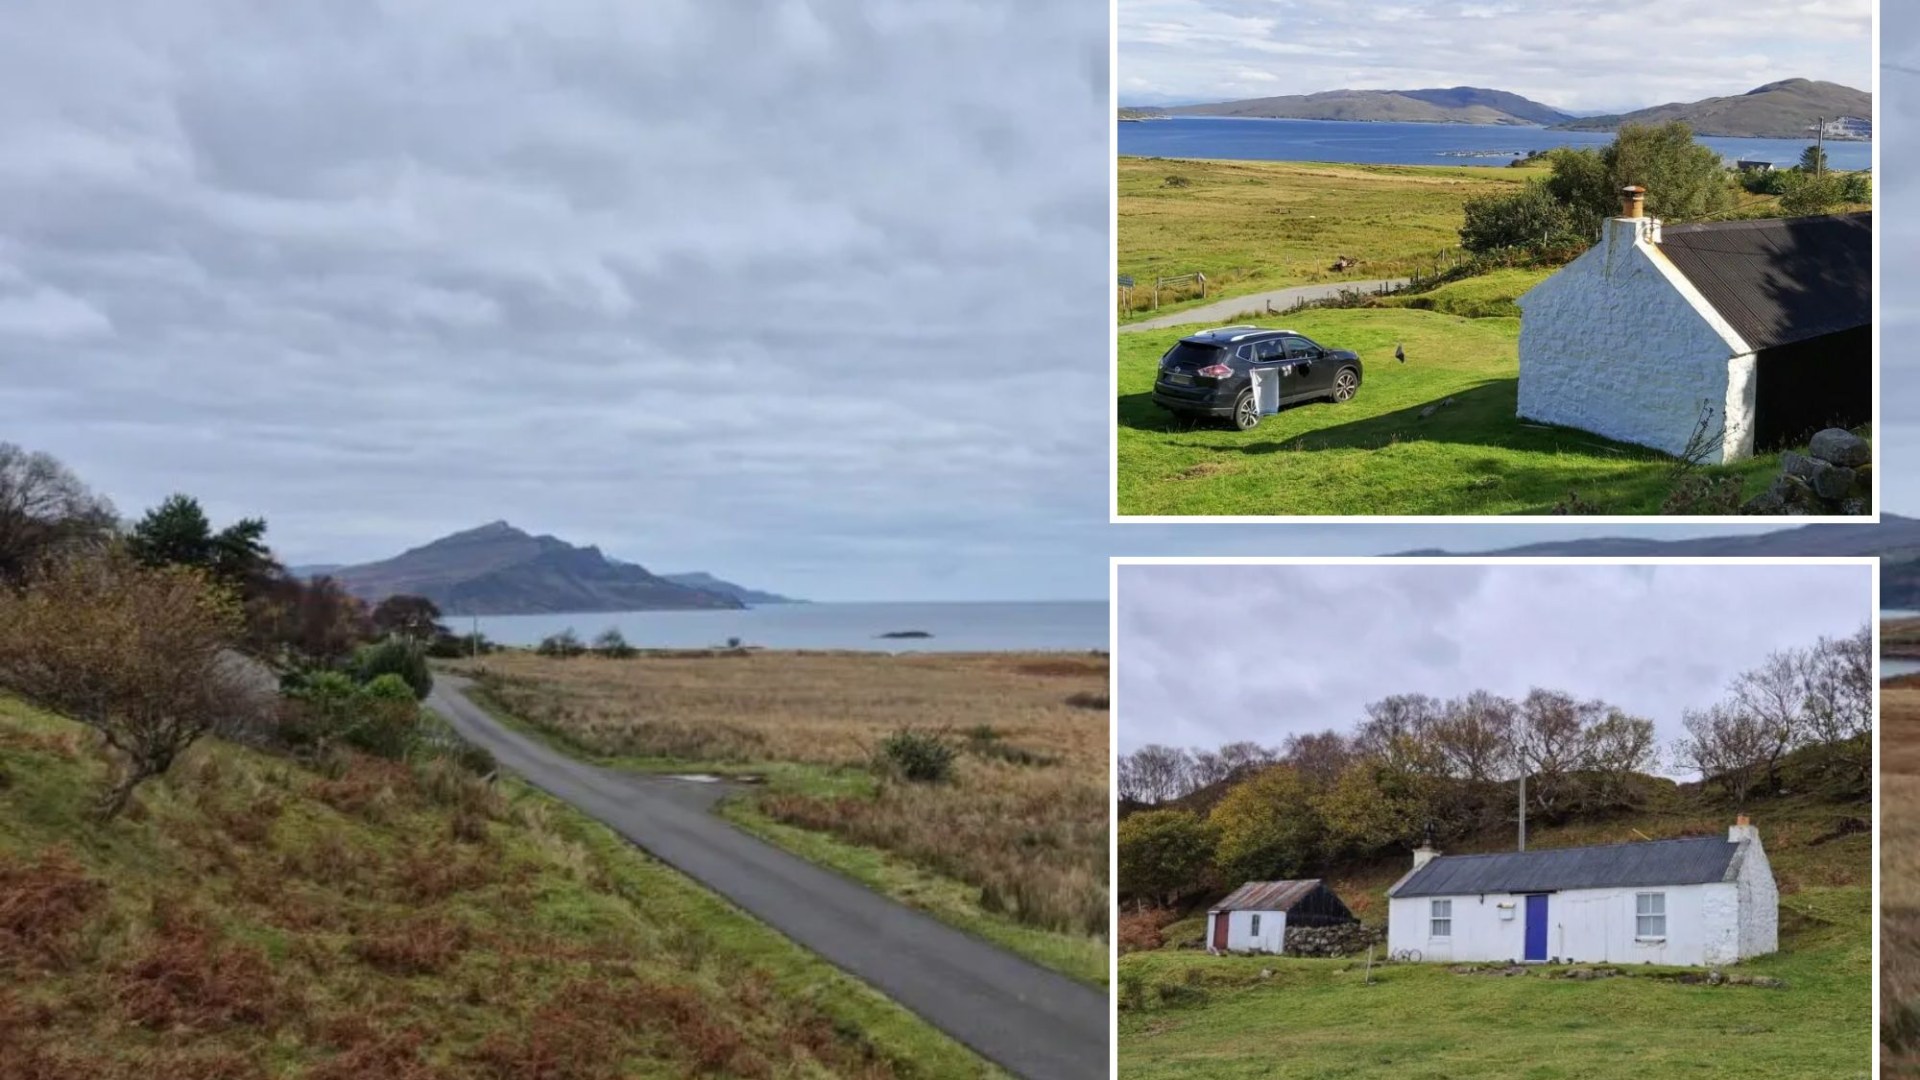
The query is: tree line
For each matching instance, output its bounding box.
[1118,627,1871,906]
[1461,122,1869,260]
[0,442,492,818]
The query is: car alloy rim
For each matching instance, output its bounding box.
[1336,373,1355,400]
[1238,398,1257,425]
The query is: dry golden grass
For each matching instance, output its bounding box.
[459,651,1112,940]
[1886,684,1920,1072]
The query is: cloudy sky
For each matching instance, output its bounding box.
[1114,562,1874,773]
[1120,0,1873,109]
[0,3,1905,602]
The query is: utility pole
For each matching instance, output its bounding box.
[1814,117,1826,178]
[1517,771,1527,852]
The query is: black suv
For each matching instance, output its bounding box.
[1151,326,1362,430]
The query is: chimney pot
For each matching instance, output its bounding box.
[1620,185,1646,219]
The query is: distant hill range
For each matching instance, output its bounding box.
[659,572,799,606]
[1162,86,1573,126]
[1551,79,1870,139]
[1416,513,1920,606]
[303,522,797,615]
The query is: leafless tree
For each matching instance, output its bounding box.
[1514,688,1603,814]
[0,443,117,584]
[1581,709,1659,805]
[1217,740,1278,775]
[1730,649,1809,792]
[1282,729,1352,787]
[1673,702,1770,805]
[1354,693,1442,772]
[1429,690,1517,783]
[0,551,270,818]
[1799,625,1873,784]
[1119,743,1194,805]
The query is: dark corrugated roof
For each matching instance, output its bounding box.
[1212,880,1325,912]
[1390,836,1739,898]
[1657,212,1870,352]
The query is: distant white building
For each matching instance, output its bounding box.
[1385,817,1778,967]
[1516,186,1870,463]
[1205,879,1356,955]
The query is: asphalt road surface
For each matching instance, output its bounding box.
[427,676,1108,1080]
[1119,278,1408,333]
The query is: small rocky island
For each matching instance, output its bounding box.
[876,630,933,639]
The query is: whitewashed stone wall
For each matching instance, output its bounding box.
[1517,218,1756,462]
[1388,882,1740,966]
[1731,828,1780,960]
[1208,909,1289,954]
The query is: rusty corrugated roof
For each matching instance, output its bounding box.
[1211,879,1325,913]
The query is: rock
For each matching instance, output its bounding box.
[1419,405,1438,419]
[1282,922,1385,958]
[1707,970,1724,985]
[1260,967,1274,979]
[1750,976,1785,989]
[1808,460,1856,500]
[1807,428,1870,468]
[1841,498,1868,516]
[1779,450,1818,479]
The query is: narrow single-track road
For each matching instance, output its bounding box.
[427,676,1108,1080]
[1119,278,1408,333]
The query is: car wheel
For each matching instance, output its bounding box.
[1232,390,1261,431]
[1332,368,1358,403]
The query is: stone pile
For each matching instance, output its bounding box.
[1283,922,1385,958]
[1742,428,1870,515]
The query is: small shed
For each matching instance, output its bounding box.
[1206,879,1356,955]
[1734,159,1774,174]
[1517,185,1870,462]
[1385,817,1777,967]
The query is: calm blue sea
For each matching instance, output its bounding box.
[1118,116,1872,171]
[465,600,1109,653]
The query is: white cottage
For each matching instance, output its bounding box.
[1205,879,1356,955]
[1516,186,1870,463]
[1385,817,1777,967]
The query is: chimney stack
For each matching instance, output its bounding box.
[1729,815,1758,844]
[1412,843,1439,871]
[1620,185,1647,219]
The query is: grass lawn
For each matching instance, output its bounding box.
[1116,305,1793,516]
[1118,157,1537,323]
[0,694,996,1079]
[453,650,1111,987]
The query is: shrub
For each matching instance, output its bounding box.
[0,551,265,818]
[876,729,955,782]
[349,637,432,699]
[1459,180,1591,255]
[593,627,636,658]
[280,671,422,760]
[1778,170,1847,215]
[536,629,586,658]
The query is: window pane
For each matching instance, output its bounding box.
[1251,914,1260,934]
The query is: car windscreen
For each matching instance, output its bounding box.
[1163,342,1227,367]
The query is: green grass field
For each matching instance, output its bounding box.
[0,694,995,1079]
[1116,305,1789,516]
[1118,157,1535,323]
[1122,788,1870,1079]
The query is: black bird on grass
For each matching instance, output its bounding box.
[1395,342,1406,363]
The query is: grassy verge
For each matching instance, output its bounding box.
[452,651,1110,987]
[1116,306,1793,516]
[0,694,997,1079]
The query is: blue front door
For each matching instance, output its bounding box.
[1524,894,1549,961]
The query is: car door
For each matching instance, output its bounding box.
[1247,338,1290,413]
[1283,336,1334,398]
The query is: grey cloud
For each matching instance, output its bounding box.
[1115,562,1874,773]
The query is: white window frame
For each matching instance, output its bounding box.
[1635,891,1666,940]
[1430,898,1452,938]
